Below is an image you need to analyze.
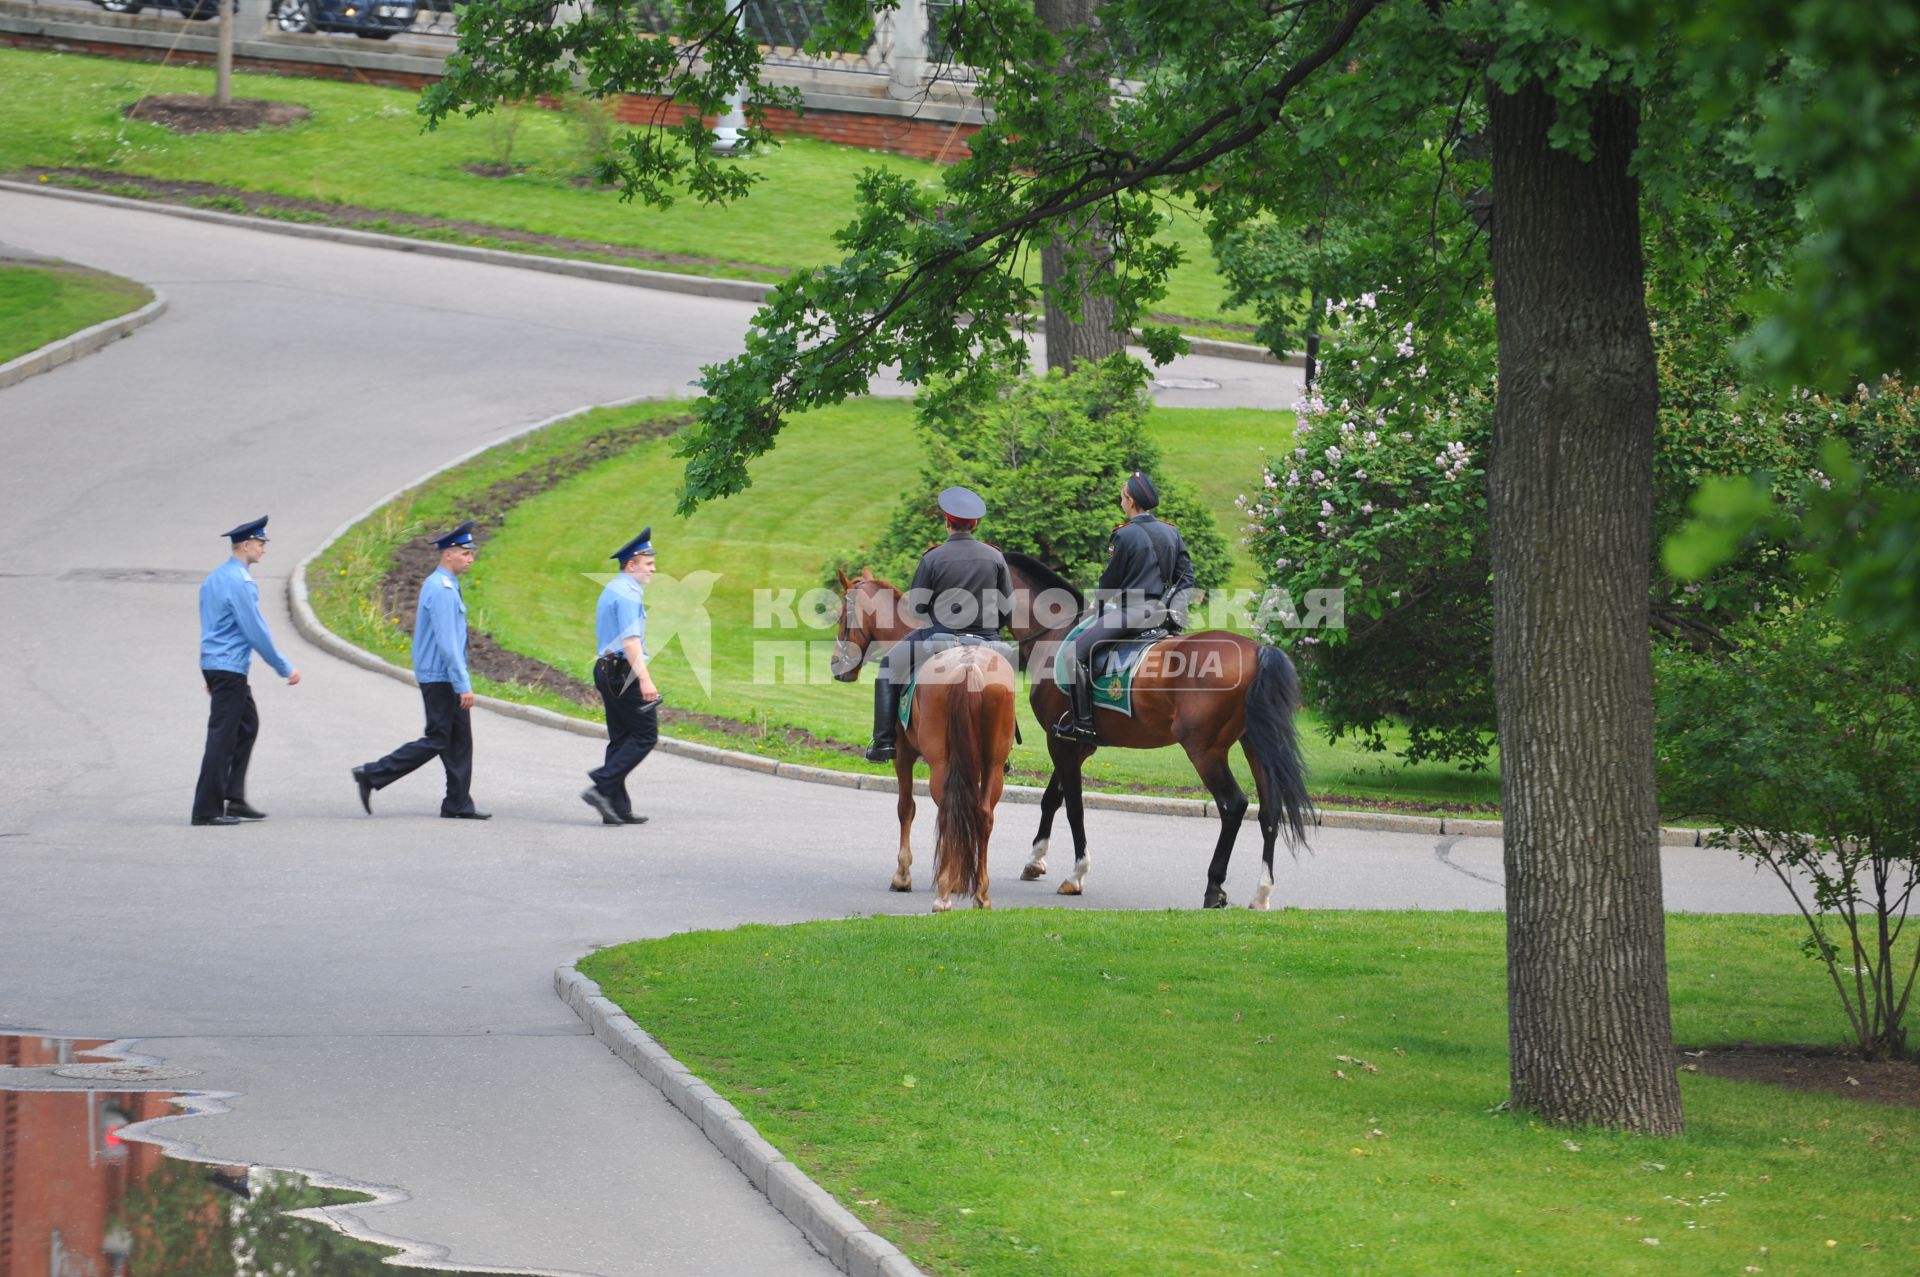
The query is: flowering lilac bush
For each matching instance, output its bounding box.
[1242,292,1498,767]
[1243,282,1920,772]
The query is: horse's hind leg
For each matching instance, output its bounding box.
[1242,741,1280,911]
[1188,744,1248,909]
[1023,770,1063,880]
[891,747,916,892]
[975,801,996,909]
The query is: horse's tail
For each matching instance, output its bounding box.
[935,656,994,902]
[1244,643,1315,848]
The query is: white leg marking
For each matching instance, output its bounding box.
[1251,865,1275,911]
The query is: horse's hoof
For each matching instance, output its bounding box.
[931,900,953,914]
[1057,880,1082,896]
[890,880,913,893]
[1020,864,1047,881]
[1202,892,1227,909]
[1248,899,1271,911]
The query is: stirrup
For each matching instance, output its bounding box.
[865,742,896,763]
[1052,712,1098,743]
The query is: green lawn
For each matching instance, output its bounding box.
[582,910,1918,1277]
[0,261,149,362]
[308,397,1504,810]
[0,48,1247,332]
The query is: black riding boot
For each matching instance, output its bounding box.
[1054,659,1100,743]
[866,677,902,762]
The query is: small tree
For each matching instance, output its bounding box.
[1655,610,1920,1059]
[864,355,1232,592]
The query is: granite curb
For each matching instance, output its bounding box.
[0,285,166,389]
[556,964,927,1277]
[0,179,1294,367]
[281,395,1711,844]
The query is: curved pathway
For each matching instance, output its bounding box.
[0,190,1788,1276]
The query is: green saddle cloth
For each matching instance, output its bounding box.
[1052,614,1164,718]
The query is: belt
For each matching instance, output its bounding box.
[597,652,629,665]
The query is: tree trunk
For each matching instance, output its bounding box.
[216,0,234,108]
[1486,80,1683,1134]
[1036,0,1126,373]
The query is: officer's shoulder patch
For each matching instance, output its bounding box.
[440,576,457,588]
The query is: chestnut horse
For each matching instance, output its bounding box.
[1002,552,1314,909]
[832,569,1017,911]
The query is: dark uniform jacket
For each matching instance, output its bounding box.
[905,531,1014,637]
[1098,513,1196,629]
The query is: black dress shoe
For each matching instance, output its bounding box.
[192,815,243,826]
[225,801,268,821]
[442,809,492,820]
[581,787,621,825]
[351,766,373,814]
[618,812,649,825]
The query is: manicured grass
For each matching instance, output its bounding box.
[582,910,1918,1277]
[307,395,1504,809]
[0,261,149,361]
[0,48,1247,332]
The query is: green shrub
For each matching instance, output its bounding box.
[862,356,1232,593]
[1655,609,1920,1060]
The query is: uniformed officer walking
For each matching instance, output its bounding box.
[580,528,660,826]
[351,521,490,819]
[192,516,301,826]
[1055,471,1196,743]
[865,486,1013,762]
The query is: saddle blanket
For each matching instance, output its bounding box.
[1050,614,1171,719]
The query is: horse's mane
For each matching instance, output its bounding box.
[1002,551,1084,612]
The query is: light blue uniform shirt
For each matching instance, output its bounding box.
[596,573,647,660]
[413,566,471,693]
[199,556,292,677]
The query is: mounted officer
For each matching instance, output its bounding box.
[865,485,1014,763]
[1054,470,1196,743]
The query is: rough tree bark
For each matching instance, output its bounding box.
[1486,80,1684,1134]
[1036,0,1127,372]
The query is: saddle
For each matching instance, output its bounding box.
[1088,628,1170,679]
[899,636,1017,729]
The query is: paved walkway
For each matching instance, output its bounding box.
[0,191,1787,1276]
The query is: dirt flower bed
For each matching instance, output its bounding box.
[124,95,311,134]
[1679,1044,1920,1108]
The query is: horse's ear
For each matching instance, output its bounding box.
[859,567,874,581]
[836,568,851,590]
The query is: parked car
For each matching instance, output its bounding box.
[270,0,418,39]
[93,0,222,17]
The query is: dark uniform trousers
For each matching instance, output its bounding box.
[589,655,658,816]
[1066,608,1144,682]
[360,681,477,816]
[192,669,258,822]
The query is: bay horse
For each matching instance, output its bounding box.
[1001,552,1314,909]
[832,569,1018,911]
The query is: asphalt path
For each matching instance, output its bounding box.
[0,190,1792,1276]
